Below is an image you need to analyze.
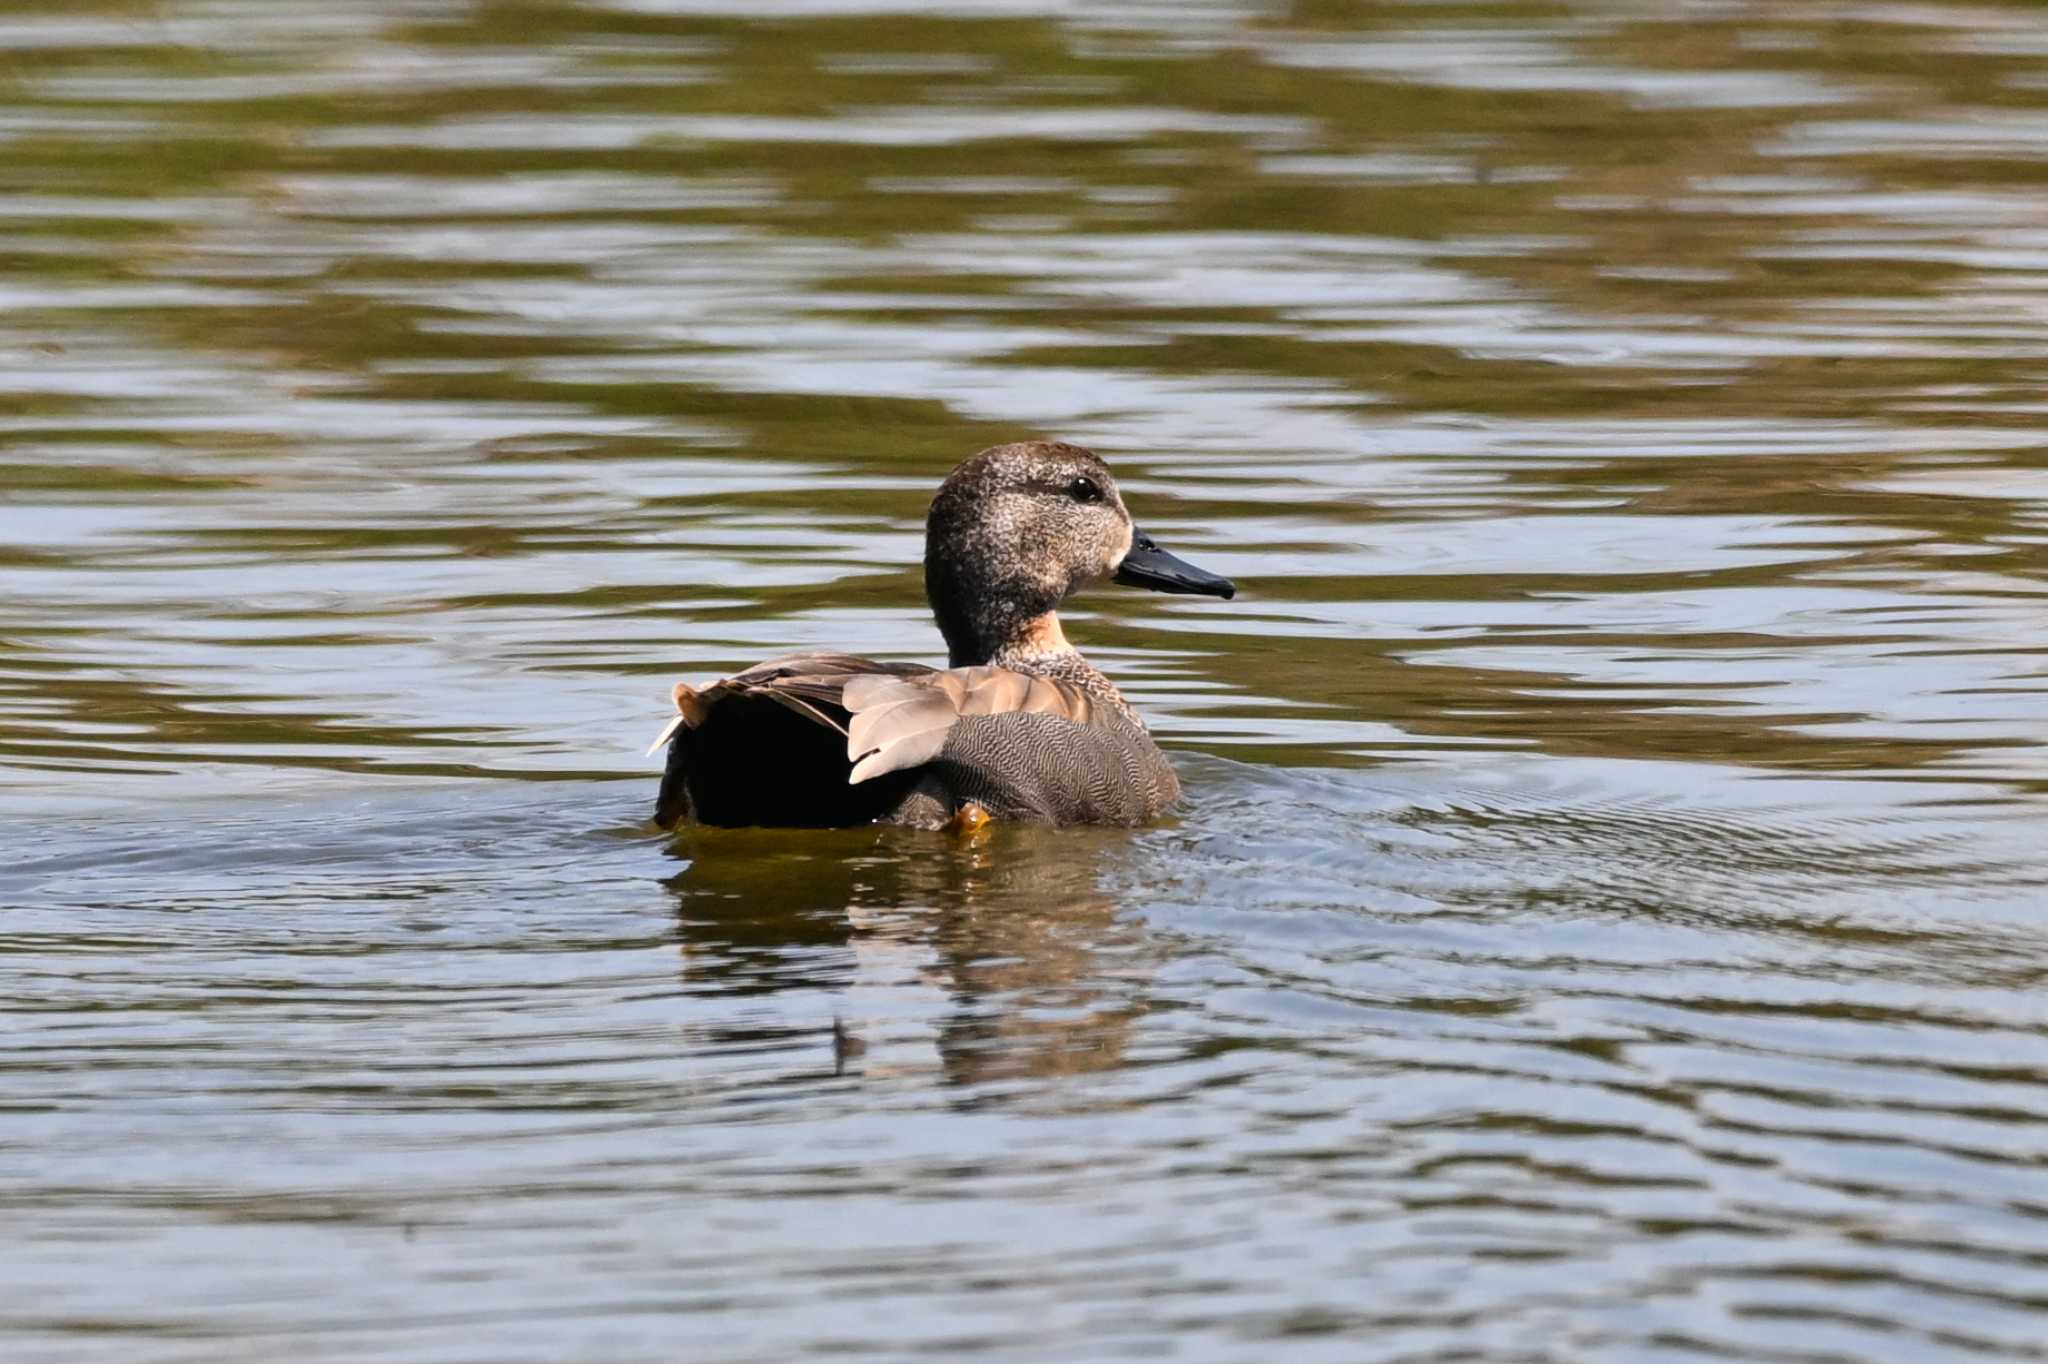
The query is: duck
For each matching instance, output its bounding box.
[650,440,1235,831]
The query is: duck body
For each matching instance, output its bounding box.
[652,442,1234,831]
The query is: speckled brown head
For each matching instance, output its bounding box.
[924,441,1234,667]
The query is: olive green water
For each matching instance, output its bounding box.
[5,2,2048,1360]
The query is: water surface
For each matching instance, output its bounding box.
[4,2,2048,1360]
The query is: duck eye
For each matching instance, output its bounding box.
[1066,477,1102,504]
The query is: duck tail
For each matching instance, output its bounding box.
[651,682,710,828]
[645,682,708,756]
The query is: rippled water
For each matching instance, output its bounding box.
[5,2,2048,1360]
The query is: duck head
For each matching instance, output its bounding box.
[924,440,1235,667]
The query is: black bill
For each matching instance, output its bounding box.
[1114,529,1236,599]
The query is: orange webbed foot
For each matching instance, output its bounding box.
[944,801,992,836]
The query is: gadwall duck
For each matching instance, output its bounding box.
[650,441,1235,830]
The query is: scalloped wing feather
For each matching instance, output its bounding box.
[844,666,1094,785]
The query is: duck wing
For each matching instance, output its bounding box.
[651,653,936,828]
[651,656,1112,828]
[843,668,1177,825]
[841,666,1096,784]
[646,653,926,756]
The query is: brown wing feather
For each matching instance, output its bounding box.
[664,653,934,739]
[843,665,1096,785]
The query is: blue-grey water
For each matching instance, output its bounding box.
[4,2,2048,1360]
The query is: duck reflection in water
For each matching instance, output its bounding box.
[662,821,1152,1088]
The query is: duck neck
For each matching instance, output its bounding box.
[992,612,1134,716]
[927,551,1059,668]
[932,588,1135,717]
[937,602,1079,671]
[989,611,1074,667]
